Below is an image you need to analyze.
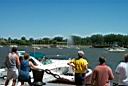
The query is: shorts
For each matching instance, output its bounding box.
[7,69,18,80]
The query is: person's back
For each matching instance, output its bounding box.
[68,50,88,85]
[6,52,17,70]
[91,57,114,86]
[20,60,30,80]
[5,47,20,86]
[19,53,41,86]
[73,58,88,73]
[115,54,128,85]
[19,53,32,85]
[94,64,114,86]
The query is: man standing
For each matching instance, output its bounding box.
[68,50,88,85]
[5,47,20,86]
[91,57,114,86]
[115,53,128,86]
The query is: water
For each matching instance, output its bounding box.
[0,46,127,71]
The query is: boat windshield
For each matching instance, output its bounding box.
[42,57,52,65]
[17,51,25,56]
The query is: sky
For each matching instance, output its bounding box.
[0,0,128,39]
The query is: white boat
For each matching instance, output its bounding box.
[9,45,18,48]
[0,45,3,47]
[55,69,92,83]
[17,51,72,83]
[0,51,92,85]
[0,68,7,78]
[32,46,40,50]
[106,47,126,52]
[27,52,92,83]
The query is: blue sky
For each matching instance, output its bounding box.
[0,0,128,39]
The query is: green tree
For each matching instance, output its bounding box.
[53,37,63,42]
[90,34,104,45]
[71,35,81,45]
[21,36,26,40]
[43,37,50,44]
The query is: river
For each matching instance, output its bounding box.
[0,46,127,85]
[0,46,126,70]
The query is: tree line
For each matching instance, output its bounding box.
[0,34,128,47]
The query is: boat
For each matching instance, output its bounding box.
[32,46,41,50]
[27,51,92,83]
[0,45,3,48]
[9,45,18,48]
[106,47,126,52]
[52,68,92,84]
[0,51,92,85]
[0,68,7,79]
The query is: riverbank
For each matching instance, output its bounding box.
[26,44,92,49]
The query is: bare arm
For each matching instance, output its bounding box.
[16,55,20,69]
[67,62,75,68]
[108,67,114,80]
[29,61,38,69]
[67,59,75,68]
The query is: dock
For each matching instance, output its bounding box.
[0,79,76,86]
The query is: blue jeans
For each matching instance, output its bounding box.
[75,73,85,85]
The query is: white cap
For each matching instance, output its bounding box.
[78,50,84,56]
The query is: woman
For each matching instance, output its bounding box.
[19,53,39,86]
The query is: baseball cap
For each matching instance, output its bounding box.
[78,50,84,56]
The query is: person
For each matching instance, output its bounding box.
[19,53,39,86]
[19,56,23,63]
[4,47,20,86]
[67,50,88,85]
[115,53,128,86]
[91,57,114,86]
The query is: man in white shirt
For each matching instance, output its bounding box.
[115,53,128,86]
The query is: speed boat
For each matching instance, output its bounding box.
[106,47,126,52]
